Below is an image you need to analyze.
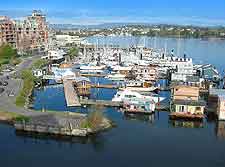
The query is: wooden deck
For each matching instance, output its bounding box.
[169,112,204,120]
[63,80,81,107]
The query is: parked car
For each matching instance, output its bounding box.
[2,81,8,86]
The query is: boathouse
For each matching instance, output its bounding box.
[74,77,91,96]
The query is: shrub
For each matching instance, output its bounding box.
[81,110,104,131]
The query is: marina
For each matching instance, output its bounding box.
[1,1,225,166]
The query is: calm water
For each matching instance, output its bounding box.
[1,37,225,167]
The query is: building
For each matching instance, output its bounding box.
[170,85,205,116]
[133,65,158,82]
[74,77,91,96]
[42,49,66,63]
[55,35,82,46]
[0,16,16,47]
[170,57,194,82]
[194,64,220,83]
[0,10,48,53]
[209,89,225,120]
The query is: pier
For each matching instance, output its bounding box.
[63,79,81,107]
[80,99,122,107]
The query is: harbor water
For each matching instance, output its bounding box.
[1,37,225,166]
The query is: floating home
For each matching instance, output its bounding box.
[170,85,206,120]
[122,98,155,114]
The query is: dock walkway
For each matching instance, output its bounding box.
[63,79,81,107]
[80,99,122,107]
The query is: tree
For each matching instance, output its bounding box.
[0,44,17,65]
[68,47,79,60]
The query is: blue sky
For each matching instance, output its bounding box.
[1,0,225,25]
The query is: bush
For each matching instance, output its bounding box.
[32,59,48,69]
[0,44,17,66]
[82,110,104,131]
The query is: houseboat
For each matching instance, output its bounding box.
[170,85,206,120]
[122,98,155,114]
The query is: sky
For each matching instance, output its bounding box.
[0,0,225,26]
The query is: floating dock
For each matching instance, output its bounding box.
[63,80,81,107]
[80,99,122,107]
[169,112,204,121]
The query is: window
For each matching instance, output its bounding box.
[196,107,201,111]
[179,106,185,112]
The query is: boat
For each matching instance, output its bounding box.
[119,86,158,92]
[112,89,166,103]
[105,73,126,81]
[122,98,156,114]
[80,62,106,70]
[80,65,106,70]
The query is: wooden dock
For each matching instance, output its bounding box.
[63,80,81,107]
[80,99,122,107]
[91,84,119,89]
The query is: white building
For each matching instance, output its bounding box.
[170,57,194,82]
[55,35,82,46]
[42,49,66,61]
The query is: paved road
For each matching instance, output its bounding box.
[0,56,46,116]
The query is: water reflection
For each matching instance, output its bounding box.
[15,130,107,152]
[169,120,204,128]
[216,121,225,140]
[123,112,155,124]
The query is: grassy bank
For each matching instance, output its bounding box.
[0,111,30,124]
[15,70,35,107]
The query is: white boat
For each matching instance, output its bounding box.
[112,90,166,103]
[105,73,126,81]
[80,65,106,70]
[119,86,158,92]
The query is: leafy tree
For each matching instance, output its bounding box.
[68,47,79,60]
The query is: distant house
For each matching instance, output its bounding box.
[171,85,205,116]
